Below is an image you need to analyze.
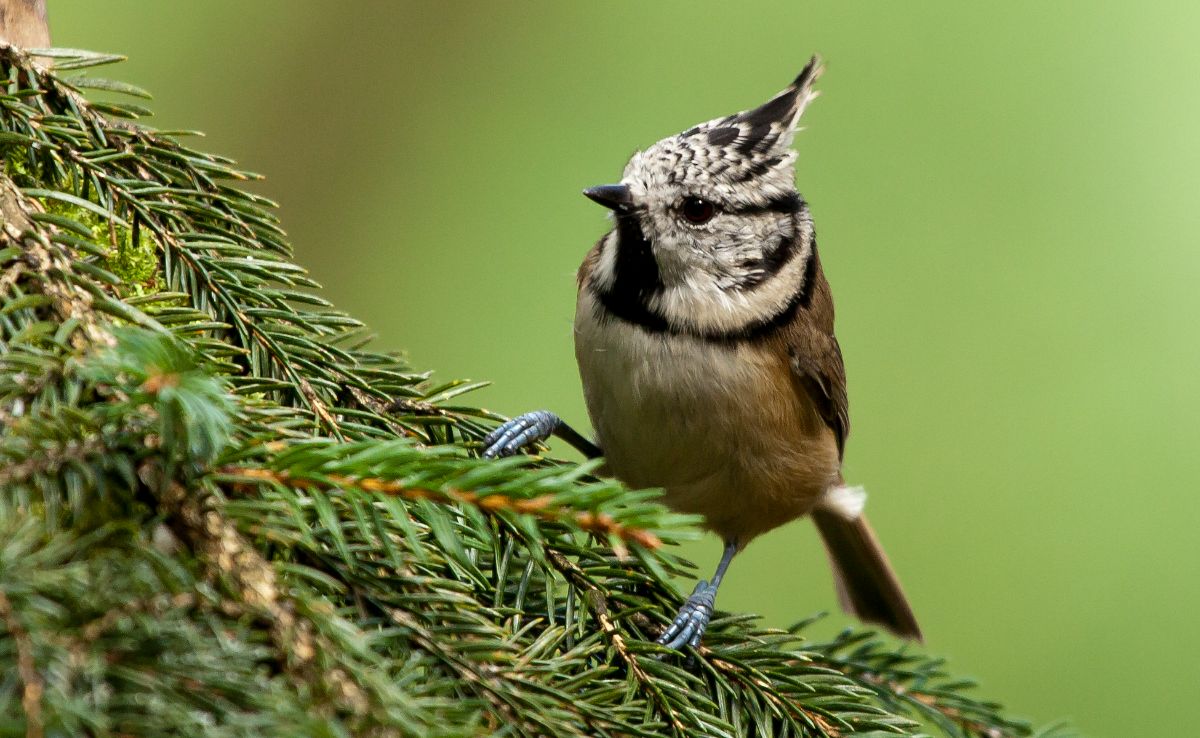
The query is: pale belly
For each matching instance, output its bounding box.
[574,295,841,544]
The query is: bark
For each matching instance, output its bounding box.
[0,0,48,48]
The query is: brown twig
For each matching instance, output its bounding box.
[221,466,662,551]
[155,478,371,717]
[543,548,685,734]
[0,436,109,489]
[7,56,346,439]
[0,589,44,738]
[707,654,843,737]
[0,3,50,50]
[798,649,1022,738]
[385,397,451,418]
[859,671,1013,738]
[296,375,340,438]
[0,175,113,349]
[76,592,247,644]
[352,387,420,438]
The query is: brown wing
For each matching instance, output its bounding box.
[777,249,850,457]
[788,332,849,458]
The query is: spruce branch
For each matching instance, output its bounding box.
[0,587,43,738]
[0,42,1066,738]
[220,461,665,551]
[807,630,1038,738]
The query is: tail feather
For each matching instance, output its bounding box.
[812,509,923,641]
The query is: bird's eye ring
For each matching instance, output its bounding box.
[680,197,716,225]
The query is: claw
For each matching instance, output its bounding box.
[481,410,560,458]
[657,580,717,651]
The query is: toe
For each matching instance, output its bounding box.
[661,622,695,651]
[657,616,684,646]
[657,584,718,651]
[482,411,559,459]
[482,419,527,458]
[477,424,516,458]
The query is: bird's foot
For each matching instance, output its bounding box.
[481,410,560,458]
[657,580,717,651]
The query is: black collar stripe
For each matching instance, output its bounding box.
[593,242,818,344]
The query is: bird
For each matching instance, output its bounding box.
[482,56,921,650]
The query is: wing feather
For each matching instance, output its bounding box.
[788,332,849,457]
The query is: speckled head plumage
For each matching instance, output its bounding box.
[624,57,820,209]
[583,57,825,339]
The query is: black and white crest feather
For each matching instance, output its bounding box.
[588,57,824,340]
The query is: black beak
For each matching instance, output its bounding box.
[583,184,632,212]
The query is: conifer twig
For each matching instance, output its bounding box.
[0,177,111,348]
[0,589,43,738]
[0,42,1057,738]
[221,466,663,550]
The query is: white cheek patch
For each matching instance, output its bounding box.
[592,231,619,293]
[646,221,813,335]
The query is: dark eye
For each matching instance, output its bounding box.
[680,196,716,224]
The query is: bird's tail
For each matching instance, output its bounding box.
[812,507,923,641]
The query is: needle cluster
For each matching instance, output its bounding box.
[0,46,1062,738]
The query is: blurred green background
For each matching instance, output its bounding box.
[48,2,1200,735]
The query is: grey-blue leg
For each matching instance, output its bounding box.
[482,410,602,459]
[657,540,739,651]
